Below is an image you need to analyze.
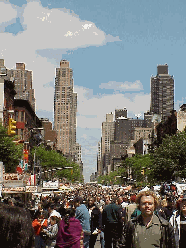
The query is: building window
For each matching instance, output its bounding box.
[21,111,24,122]
[15,111,19,122]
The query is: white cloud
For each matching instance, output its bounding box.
[99,80,144,92]
[0,0,121,114]
[0,2,17,23]
[74,85,150,129]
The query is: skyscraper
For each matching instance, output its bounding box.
[101,113,115,174]
[8,62,36,111]
[54,60,77,156]
[150,64,174,120]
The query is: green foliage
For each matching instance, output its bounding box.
[32,145,83,182]
[152,130,186,182]
[0,123,22,172]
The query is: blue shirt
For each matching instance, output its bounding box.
[75,204,91,233]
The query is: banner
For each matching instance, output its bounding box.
[26,186,38,192]
[30,175,36,186]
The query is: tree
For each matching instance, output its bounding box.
[32,145,83,182]
[152,129,186,182]
[0,124,22,172]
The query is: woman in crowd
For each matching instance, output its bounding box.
[0,203,34,248]
[170,195,186,248]
[56,208,84,248]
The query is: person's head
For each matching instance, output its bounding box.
[166,196,174,207]
[0,203,34,248]
[130,194,136,203]
[64,208,76,225]
[88,197,95,208]
[96,195,101,202]
[136,191,159,218]
[117,196,123,205]
[105,196,111,205]
[161,198,167,207]
[48,203,55,214]
[8,198,16,206]
[50,216,58,225]
[176,195,186,216]
[73,196,83,208]
[37,202,43,212]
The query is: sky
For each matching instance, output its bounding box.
[1,0,186,182]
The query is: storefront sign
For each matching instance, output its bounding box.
[25,186,38,193]
[4,173,19,181]
[43,180,59,189]
[2,187,25,193]
[3,180,24,187]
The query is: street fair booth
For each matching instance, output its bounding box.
[1,173,39,204]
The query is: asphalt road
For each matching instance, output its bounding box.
[94,234,102,248]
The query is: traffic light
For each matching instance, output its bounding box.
[8,118,17,135]
[141,169,145,175]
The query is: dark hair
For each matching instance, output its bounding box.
[63,208,76,226]
[34,210,42,220]
[73,196,83,204]
[0,203,34,247]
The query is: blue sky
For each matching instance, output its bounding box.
[1,0,186,182]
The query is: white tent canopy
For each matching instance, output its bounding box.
[140,186,150,192]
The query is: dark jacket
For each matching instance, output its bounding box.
[90,206,102,233]
[119,214,176,248]
[102,203,123,227]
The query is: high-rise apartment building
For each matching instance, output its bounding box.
[150,64,174,121]
[97,141,102,176]
[101,113,115,174]
[8,62,36,111]
[54,60,77,156]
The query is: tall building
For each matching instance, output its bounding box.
[54,60,77,156]
[7,62,36,111]
[150,64,174,121]
[101,113,115,174]
[97,141,102,176]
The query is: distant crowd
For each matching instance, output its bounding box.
[0,184,186,248]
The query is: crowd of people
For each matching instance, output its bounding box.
[0,183,186,248]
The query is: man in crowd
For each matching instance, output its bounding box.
[74,196,91,248]
[102,197,123,248]
[120,190,176,248]
[88,197,102,248]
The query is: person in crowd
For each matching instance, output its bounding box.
[73,196,91,248]
[47,203,61,222]
[120,190,176,248]
[8,197,16,206]
[32,210,48,248]
[104,195,111,207]
[102,197,123,248]
[126,194,137,221]
[98,195,111,248]
[0,203,34,248]
[170,194,186,248]
[162,196,176,221]
[95,195,105,209]
[42,215,59,248]
[56,208,83,248]
[87,196,102,248]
